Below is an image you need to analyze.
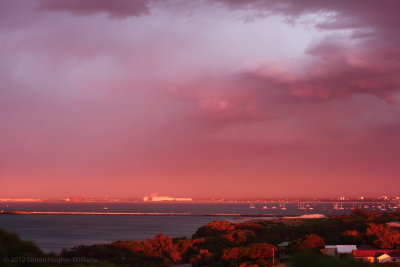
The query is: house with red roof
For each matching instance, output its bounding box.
[321,245,357,257]
[353,250,400,263]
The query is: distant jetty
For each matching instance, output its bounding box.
[0,211,294,217]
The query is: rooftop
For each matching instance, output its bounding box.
[353,250,389,258]
[336,245,357,254]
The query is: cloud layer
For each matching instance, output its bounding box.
[1,0,399,198]
[37,0,150,18]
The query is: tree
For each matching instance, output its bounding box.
[222,243,276,261]
[340,230,363,245]
[222,229,255,244]
[366,223,400,249]
[294,234,325,251]
[0,227,45,260]
[193,220,235,238]
[351,209,382,222]
[190,249,214,266]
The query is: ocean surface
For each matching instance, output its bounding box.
[0,202,398,252]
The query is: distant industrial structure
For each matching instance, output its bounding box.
[143,193,193,202]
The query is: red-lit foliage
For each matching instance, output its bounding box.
[294,234,325,251]
[192,238,205,245]
[222,229,255,244]
[239,263,260,267]
[222,243,276,261]
[193,220,262,239]
[351,209,382,221]
[190,248,214,266]
[193,220,236,238]
[235,222,262,231]
[59,210,400,266]
[206,220,235,232]
[366,223,400,249]
[113,234,195,265]
[342,230,360,237]
[340,229,363,245]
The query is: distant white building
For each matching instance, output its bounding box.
[143,193,193,202]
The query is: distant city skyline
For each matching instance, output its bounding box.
[1,0,399,198]
[1,194,399,202]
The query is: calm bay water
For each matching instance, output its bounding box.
[0,202,397,252]
[0,214,230,252]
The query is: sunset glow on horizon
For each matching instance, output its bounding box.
[1,0,400,198]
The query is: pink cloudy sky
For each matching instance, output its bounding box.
[1,0,400,198]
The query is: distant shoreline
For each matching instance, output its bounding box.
[0,210,327,218]
[0,199,395,203]
[0,211,280,217]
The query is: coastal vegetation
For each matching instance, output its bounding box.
[0,227,45,260]
[1,209,400,266]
